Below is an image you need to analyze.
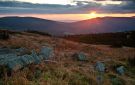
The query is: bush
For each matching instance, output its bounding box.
[0,30,10,40]
[127,56,135,66]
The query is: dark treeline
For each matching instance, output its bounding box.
[25,30,52,36]
[64,31,135,47]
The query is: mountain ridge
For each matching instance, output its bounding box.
[0,16,135,36]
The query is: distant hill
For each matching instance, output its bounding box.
[0,16,135,36]
[0,17,71,36]
[72,17,135,34]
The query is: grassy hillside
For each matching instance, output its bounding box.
[0,30,135,85]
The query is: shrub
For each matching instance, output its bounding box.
[127,56,135,66]
[0,30,10,40]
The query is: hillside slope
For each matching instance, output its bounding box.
[0,31,135,85]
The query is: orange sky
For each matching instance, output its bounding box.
[0,13,135,22]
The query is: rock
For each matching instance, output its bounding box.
[116,66,125,75]
[20,55,35,66]
[95,61,105,72]
[0,54,17,65]
[15,47,30,55]
[0,48,14,55]
[31,50,42,64]
[72,52,87,61]
[0,47,54,71]
[7,57,24,71]
[40,47,53,60]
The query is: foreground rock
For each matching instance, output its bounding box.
[95,61,105,72]
[72,52,88,61]
[116,66,125,75]
[0,47,53,71]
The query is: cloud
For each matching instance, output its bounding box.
[0,0,135,14]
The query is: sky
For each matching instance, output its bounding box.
[0,0,135,22]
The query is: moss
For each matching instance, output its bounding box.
[108,73,126,85]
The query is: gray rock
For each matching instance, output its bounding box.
[31,50,42,64]
[95,61,105,72]
[15,47,29,55]
[7,57,24,71]
[40,47,53,60]
[73,52,87,61]
[116,66,125,75]
[0,47,54,71]
[0,48,14,55]
[0,54,17,65]
[20,55,35,66]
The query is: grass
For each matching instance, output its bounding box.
[0,32,135,85]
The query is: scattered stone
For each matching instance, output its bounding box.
[95,61,105,72]
[116,66,125,75]
[72,52,87,61]
[0,54,17,65]
[20,55,35,66]
[0,48,14,55]
[31,50,42,64]
[0,46,54,71]
[40,47,53,60]
[7,57,24,71]
[15,47,30,55]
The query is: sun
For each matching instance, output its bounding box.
[90,11,97,16]
[85,11,99,19]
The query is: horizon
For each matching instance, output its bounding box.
[0,13,135,22]
[0,0,135,22]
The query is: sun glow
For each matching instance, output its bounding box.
[0,13,135,22]
[89,11,97,18]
